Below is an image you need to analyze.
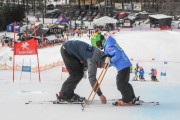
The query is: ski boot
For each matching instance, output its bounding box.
[112,96,141,106]
[54,93,86,104]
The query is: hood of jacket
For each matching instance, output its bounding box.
[104,36,116,47]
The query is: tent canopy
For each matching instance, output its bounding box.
[93,16,117,26]
[54,15,69,25]
[149,14,173,19]
[149,14,173,28]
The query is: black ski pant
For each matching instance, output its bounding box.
[60,46,84,100]
[116,67,136,103]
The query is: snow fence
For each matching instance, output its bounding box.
[0,60,64,72]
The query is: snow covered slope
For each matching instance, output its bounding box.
[0,30,180,120]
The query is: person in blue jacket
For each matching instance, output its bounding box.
[139,67,145,80]
[91,33,138,106]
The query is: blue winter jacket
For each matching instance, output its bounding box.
[104,36,132,71]
[151,69,154,76]
[139,69,144,76]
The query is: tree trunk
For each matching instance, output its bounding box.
[33,0,35,16]
[78,0,80,9]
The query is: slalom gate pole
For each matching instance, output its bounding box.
[30,59,31,81]
[20,59,24,81]
[82,63,109,111]
[13,22,16,82]
[36,53,41,82]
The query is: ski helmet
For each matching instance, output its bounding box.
[91,33,105,50]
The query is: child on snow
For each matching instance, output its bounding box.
[139,67,145,80]
[149,68,158,81]
[133,68,138,81]
[153,69,158,81]
[91,32,138,106]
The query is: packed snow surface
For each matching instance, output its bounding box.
[0,30,180,120]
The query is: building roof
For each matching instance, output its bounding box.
[93,16,117,26]
[149,14,173,19]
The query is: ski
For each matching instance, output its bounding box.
[53,99,86,104]
[138,101,159,106]
[25,100,86,105]
[25,99,117,105]
[25,100,55,104]
[112,101,159,106]
[25,98,159,106]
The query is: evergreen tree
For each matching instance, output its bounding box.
[0,4,25,31]
[0,5,11,30]
[0,11,4,31]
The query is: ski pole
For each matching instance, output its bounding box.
[82,63,107,111]
[89,64,109,104]
[86,63,107,102]
[82,63,109,111]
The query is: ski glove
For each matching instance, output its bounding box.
[83,70,87,79]
[105,57,111,64]
[83,67,88,79]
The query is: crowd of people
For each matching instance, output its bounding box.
[0,28,96,49]
[132,63,158,81]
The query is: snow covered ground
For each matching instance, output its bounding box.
[0,30,180,120]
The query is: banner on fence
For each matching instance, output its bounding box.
[161,72,166,76]
[14,39,37,55]
[124,3,132,10]
[133,3,141,11]
[115,3,123,9]
[22,66,31,72]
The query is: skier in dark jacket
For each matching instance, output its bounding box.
[91,33,138,106]
[149,68,154,81]
[58,40,107,104]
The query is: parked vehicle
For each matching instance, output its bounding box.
[46,9,61,18]
[92,11,99,16]
[118,12,128,19]
[94,12,102,19]
[80,11,87,17]
[113,13,118,19]
[77,16,83,20]
[82,16,88,21]
[108,13,113,17]
[72,16,78,20]
[128,13,140,20]
[75,10,82,17]
[49,12,60,18]
[87,11,93,16]
[47,4,54,10]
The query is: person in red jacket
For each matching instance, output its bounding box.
[154,69,158,81]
